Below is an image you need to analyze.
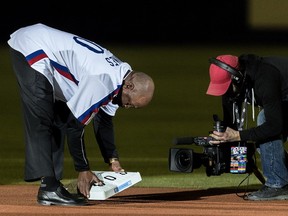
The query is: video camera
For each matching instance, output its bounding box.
[169,115,256,177]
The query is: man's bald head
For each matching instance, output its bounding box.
[121,71,155,108]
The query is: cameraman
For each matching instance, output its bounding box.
[206,54,288,201]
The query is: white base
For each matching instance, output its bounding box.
[89,171,142,200]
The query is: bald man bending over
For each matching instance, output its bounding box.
[8,23,155,206]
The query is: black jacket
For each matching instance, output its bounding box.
[222,54,288,143]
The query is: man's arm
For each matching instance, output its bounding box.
[53,101,103,197]
[93,109,124,171]
[66,112,104,197]
[66,115,90,171]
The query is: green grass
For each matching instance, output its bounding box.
[2,43,288,189]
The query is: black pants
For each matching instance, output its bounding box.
[10,48,64,181]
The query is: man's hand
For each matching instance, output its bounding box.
[209,127,241,144]
[109,158,125,172]
[77,170,103,198]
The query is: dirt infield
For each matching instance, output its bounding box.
[1,185,288,216]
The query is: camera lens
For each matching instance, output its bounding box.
[175,149,193,172]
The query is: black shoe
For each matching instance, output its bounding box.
[246,185,288,201]
[37,185,88,206]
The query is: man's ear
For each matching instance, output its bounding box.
[123,81,134,90]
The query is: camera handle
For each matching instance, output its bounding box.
[173,136,214,146]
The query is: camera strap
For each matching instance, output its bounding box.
[233,97,248,131]
[231,89,253,174]
[231,98,248,174]
[233,88,257,131]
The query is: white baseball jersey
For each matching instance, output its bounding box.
[8,23,132,125]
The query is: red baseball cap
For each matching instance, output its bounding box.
[206,55,239,96]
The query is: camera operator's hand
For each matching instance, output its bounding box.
[209,127,240,144]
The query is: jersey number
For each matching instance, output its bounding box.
[74,36,121,66]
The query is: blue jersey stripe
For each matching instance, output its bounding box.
[78,85,121,124]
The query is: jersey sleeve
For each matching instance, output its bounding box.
[67,75,114,125]
[100,101,119,116]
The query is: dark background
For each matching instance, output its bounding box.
[1,0,287,46]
